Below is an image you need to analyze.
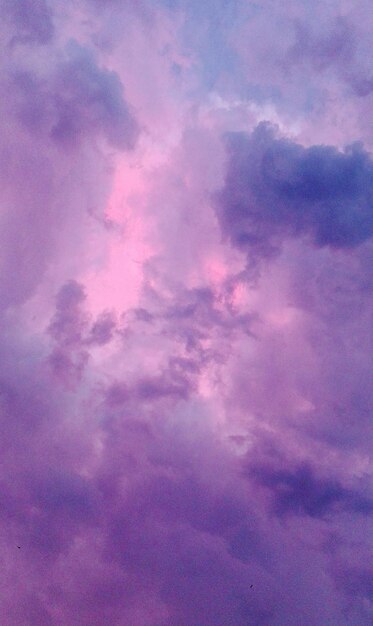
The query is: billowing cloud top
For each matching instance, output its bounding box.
[0,1,372,625]
[218,122,373,254]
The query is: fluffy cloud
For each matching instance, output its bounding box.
[0,0,372,625]
[217,122,373,258]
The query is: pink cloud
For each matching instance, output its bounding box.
[0,0,372,624]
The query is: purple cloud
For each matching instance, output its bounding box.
[217,122,373,259]
[250,461,373,518]
[2,0,54,45]
[0,0,372,624]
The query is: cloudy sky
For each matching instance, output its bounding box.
[0,1,372,624]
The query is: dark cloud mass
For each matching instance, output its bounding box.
[2,0,54,44]
[50,42,139,150]
[251,462,373,518]
[10,41,139,149]
[217,122,373,258]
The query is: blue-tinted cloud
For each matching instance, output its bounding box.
[217,122,373,258]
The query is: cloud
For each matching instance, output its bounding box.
[0,32,139,311]
[50,41,139,150]
[10,40,139,150]
[250,462,373,518]
[87,311,116,345]
[47,281,118,387]
[217,122,373,260]
[1,0,54,45]
[0,0,372,624]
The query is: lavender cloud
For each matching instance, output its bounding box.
[1,0,54,45]
[0,0,372,624]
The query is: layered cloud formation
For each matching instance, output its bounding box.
[0,1,372,624]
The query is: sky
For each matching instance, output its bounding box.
[0,1,372,624]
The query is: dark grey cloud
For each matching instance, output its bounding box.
[250,462,373,519]
[285,15,373,99]
[48,280,88,347]
[51,41,139,149]
[47,281,117,386]
[217,122,373,260]
[87,311,116,346]
[286,16,355,74]
[101,469,275,626]
[2,0,54,45]
[10,41,139,150]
